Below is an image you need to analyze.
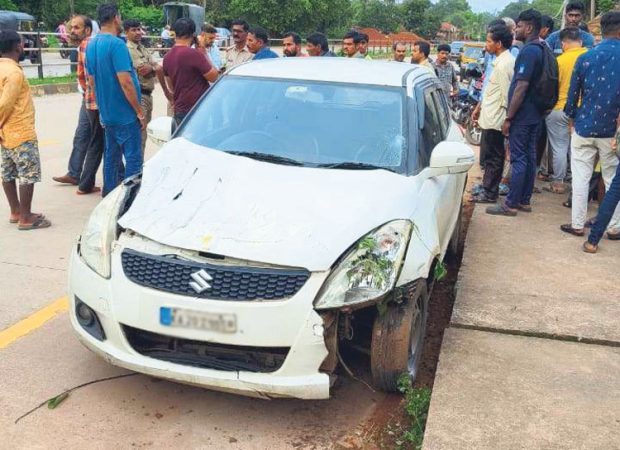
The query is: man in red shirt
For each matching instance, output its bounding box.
[162,18,219,127]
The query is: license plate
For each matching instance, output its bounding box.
[160,307,237,333]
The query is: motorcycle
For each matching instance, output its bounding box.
[451,62,483,146]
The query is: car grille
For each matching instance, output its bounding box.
[123,325,288,373]
[121,249,310,301]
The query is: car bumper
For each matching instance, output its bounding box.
[68,236,332,400]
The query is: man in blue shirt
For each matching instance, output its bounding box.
[546,1,594,56]
[86,3,144,196]
[561,11,620,238]
[487,9,544,217]
[246,27,278,60]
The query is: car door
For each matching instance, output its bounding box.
[413,81,463,253]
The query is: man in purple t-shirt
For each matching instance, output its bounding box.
[162,18,219,126]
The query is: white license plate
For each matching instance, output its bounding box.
[160,307,237,333]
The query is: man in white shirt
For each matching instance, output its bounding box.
[472,23,516,203]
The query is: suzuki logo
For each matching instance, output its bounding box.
[189,269,213,294]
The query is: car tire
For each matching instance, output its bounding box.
[370,280,429,392]
[465,119,481,146]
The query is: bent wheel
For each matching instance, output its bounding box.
[370,280,429,392]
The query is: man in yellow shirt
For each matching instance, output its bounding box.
[0,30,50,230]
[545,27,587,193]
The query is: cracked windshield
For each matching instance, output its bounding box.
[179,77,406,170]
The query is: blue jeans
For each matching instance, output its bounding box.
[506,123,541,209]
[67,102,90,179]
[102,120,143,196]
[589,162,620,245]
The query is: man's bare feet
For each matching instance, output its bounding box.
[10,212,43,224]
[76,186,102,195]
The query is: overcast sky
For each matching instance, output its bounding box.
[468,0,513,13]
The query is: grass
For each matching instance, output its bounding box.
[395,375,432,450]
[28,74,77,86]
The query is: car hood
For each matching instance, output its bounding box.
[119,138,419,271]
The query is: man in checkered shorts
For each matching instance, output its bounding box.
[0,30,50,230]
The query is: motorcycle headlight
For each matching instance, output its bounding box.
[79,185,127,278]
[314,220,413,310]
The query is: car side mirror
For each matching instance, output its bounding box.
[147,116,173,146]
[421,142,475,178]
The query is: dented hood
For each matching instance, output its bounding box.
[118,139,418,271]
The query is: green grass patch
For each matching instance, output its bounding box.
[395,375,432,449]
[28,74,77,86]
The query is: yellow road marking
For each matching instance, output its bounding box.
[0,297,68,349]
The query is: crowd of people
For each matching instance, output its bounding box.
[469,4,619,254]
[0,2,618,255]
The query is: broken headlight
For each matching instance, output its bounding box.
[314,220,413,309]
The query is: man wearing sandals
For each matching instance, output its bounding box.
[561,11,620,239]
[0,30,51,231]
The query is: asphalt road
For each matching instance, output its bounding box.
[0,90,383,449]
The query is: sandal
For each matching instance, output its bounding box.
[18,217,51,231]
[562,200,571,208]
[486,203,518,216]
[472,193,497,204]
[582,242,598,253]
[543,182,567,194]
[607,231,620,240]
[76,186,102,195]
[560,224,584,237]
[518,204,532,213]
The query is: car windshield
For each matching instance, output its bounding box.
[464,46,483,58]
[178,77,406,172]
[18,20,34,31]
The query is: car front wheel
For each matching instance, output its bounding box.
[370,280,429,391]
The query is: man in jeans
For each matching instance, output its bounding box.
[125,19,158,153]
[487,9,544,216]
[73,15,104,195]
[561,11,620,237]
[472,24,515,204]
[0,31,50,230]
[544,27,586,195]
[86,4,145,196]
[162,18,218,127]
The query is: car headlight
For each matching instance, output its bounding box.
[79,185,127,278]
[314,220,413,310]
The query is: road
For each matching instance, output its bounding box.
[0,90,385,449]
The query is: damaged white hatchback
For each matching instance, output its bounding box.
[69,58,474,399]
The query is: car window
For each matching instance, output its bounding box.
[178,77,407,173]
[464,46,483,59]
[418,87,445,168]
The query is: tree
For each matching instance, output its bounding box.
[402,0,440,38]
[498,0,531,19]
[351,0,401,33]
[0,0,17,11]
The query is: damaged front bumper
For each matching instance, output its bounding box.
[68,235,333,400]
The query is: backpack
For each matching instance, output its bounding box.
[531,41,559,114]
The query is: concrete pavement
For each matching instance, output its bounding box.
[0,90,384,448]
[423,188,620,449]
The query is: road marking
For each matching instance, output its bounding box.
[0,297,68,349]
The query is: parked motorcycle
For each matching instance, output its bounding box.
[451,62,483,146]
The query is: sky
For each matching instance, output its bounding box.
[467,0,513,13]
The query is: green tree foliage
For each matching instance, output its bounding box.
[401,0,441,38]
[0,0,18,11]
[351,0,401,33]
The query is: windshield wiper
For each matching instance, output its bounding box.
[227,151,303,166]
[319,161,393,171]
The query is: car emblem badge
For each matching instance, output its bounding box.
[189,269,213,294]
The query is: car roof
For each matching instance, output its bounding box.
[228,57,432,87]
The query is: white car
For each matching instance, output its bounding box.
[69,58,473,400]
